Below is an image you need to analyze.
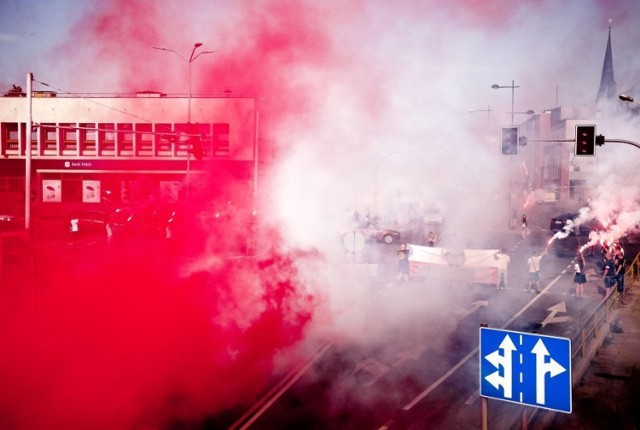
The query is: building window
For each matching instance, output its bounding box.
[27,125,37,155]
[135,123,153,156]
[2,123,19,154]
[155,123,173,156]
[117,123,134,156]
[80,123,97,155]
[193,123,210,159]
[60,123,77,154]
[99,123,115,155]
[212,123,229,156]
[174,123,192,157]
[42,123,57,154]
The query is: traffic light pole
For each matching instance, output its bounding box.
[525,138,640,150]
[602,139,640,150]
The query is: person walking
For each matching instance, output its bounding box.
[614,247,627,303]
[494,248,510,291]
[105,220,114,253]
[69,216,79,247]
[427,231,437,247]
[573,251,587,298]
[521,214,528,238]
[395,243,411,284]
[527,249,546,293]
[602,251,616,296]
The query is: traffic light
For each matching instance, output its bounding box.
[575,125,596,156]
[501,126,519,155]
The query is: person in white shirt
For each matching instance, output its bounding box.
[527,249,547,293]
[494,248,510,290]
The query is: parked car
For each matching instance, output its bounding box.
[68,210,108,237]
[342,220,401,244]
[109,204,174,238]
[549,213,601,236]
[0,214,21,232]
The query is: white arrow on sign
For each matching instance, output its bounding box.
[540,301,572,327]
[484,334,517,399]
[531,338,566,405]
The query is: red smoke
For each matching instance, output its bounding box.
[4,1,544,428]
[0,226,317,429]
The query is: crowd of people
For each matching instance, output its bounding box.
[354,205,633,299]
[599,241,627,302]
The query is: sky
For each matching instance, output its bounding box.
[1,0,640,428]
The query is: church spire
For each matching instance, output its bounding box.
[596,19,616,102]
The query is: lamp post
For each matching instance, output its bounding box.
[469,106,493,146]
[492,80,521,228]
[25,73,33,231]
[153,43,216,195]
[492,80,520,125]
[153,43,217,122]
[469,105,493,125]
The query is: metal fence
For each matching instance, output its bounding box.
[526,252,640,428]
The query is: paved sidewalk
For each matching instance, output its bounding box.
[547,284,640,429]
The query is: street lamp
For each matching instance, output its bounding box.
[469,105,493,124]
[492,80,521,228]
[152,43,217,122]
[153,43,216,195]
[491,80,520,125]
[469,106,493,146]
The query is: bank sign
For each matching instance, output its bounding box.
[479,327,572,413]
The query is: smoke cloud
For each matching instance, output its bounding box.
[1,0,640,428]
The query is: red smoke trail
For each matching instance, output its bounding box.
[6,0,545,428]
[25,6,336,428]
[0,228,319,429]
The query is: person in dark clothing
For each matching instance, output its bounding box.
[427,231,437,247]
[396,243,411,283]
[602,252,616,296]
[573,252,587,298]
[614,248,627,303]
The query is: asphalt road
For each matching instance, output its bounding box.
[225,223,615,429]
[3,209,633,429]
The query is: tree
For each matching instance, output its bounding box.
[3,85,25,97]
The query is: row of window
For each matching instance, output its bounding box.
[0,122,230,158]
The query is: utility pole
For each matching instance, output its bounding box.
[25,72,33,231]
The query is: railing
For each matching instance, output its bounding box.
[571,285,617,371]
[570,252,639,379]
[526,252,640,428]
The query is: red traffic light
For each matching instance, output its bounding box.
[575,125,596,156]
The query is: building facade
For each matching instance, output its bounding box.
[0,92,261,227]
[516,104,601,206]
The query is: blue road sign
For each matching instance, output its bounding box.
[479,327,572,413]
